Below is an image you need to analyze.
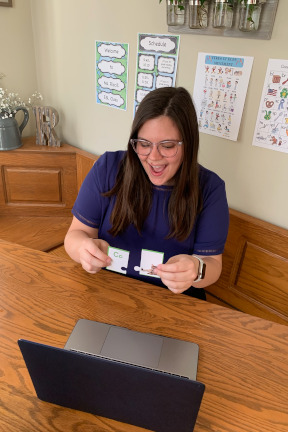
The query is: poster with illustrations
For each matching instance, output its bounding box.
[193,53,254,141]
[95,40,129,110]
[253,59,288,153]
[134,33,180,115]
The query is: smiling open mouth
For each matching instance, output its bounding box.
[149,164,166,175]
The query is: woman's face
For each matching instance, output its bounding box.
[136,116,183,186]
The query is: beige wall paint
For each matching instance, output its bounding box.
[0,0,38,136]
[2,0,287,229]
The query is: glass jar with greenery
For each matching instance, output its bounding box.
[189,0,209,29]
[212,0,234,29]
[239,0,264,32]
[161,0,185,26]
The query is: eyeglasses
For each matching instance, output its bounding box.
[130,138,183,158]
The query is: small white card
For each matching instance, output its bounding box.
[106,247,130,274]
[134,249,164,278]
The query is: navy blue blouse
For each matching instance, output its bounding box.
[72,151,229,298]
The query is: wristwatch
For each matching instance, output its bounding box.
[192,255,206,282]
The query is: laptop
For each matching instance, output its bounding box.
[18,319,205,432]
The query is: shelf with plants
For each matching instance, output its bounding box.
[162,0,279,40]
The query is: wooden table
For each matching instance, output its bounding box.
[0,239,288,432]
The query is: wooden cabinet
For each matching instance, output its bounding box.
[0,137,78,216]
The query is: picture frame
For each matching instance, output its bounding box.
[0,0,12,7]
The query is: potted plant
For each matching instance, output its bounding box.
[238,0,265,32]
[212,0,235,29]
[212,0,265,30]
[160,0,186,26]
[0,73,42,150]
[189,0,209,29]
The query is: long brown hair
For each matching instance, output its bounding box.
[104,87,202,241]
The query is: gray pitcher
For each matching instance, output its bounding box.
[0,106,29,151]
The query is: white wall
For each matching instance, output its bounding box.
[2,0,288,230]
[0,0,37,136]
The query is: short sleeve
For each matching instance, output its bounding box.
[193,168,229,256]
[72,151,124,228]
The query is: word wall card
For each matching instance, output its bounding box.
[95,41,129,110]
[133,33,180,115]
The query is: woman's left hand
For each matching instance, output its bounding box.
[153,254,200,294]
[154,254,222,294]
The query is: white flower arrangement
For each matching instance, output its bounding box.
[0,72,43,119]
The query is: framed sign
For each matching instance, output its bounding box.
[0,0,12,6]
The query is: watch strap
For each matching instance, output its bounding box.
[192,255,206,282]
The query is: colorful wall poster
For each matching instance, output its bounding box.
[193,53,254,141]
[95,41,129,110]
[134,33,180,114]
[253,59,288,153]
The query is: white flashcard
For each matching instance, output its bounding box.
[134,249,164,278]
[106,247,130,275]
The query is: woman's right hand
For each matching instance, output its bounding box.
[64,217,111,274]
[78,238,111,274]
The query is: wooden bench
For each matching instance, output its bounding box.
[206,209,288,326]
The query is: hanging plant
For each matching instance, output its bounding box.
[189,0,210,29]
[239,0,264,31]
[159,0,185,12]
[161,0,186,26]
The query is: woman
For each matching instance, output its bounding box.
[64,87,229,300]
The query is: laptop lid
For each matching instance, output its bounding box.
[64,319,199,380]
[18,339,205,432]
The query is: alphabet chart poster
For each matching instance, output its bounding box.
[193,53,254,141]
[95,41,129,110]
[253,59,288,153]
[133,33,180,114]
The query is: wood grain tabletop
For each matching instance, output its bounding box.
[0,239,287,432]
